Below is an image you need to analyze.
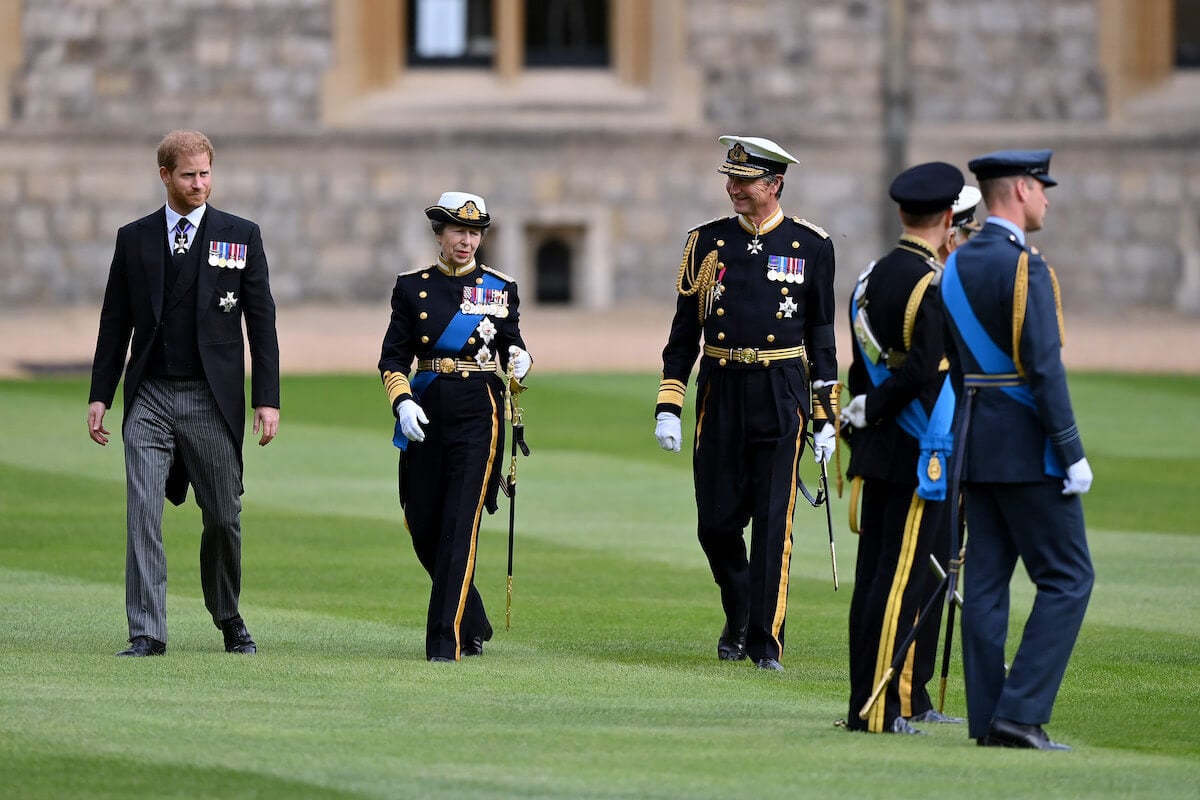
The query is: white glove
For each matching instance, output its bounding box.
[655,412,682,453]
[508,346,532,380]
[813,422,836,464]
[1062,457,1093,496]
[396,398,428,443]
[840,395,867,429]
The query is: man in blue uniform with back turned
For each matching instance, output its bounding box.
[941,149,1094,750]
[654,135,839,672]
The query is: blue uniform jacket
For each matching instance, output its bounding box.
[942,222,1085,483]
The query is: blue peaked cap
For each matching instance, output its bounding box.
[968,149,1057,187]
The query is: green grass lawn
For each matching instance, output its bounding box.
[1,371,1198,799]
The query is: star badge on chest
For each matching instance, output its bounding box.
[219,292,238,313]
[747,237,763,254]
[476,316,496,344]
[779,296,798,318]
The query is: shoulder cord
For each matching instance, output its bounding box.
[675,230,719,323]
[902,271,936,352]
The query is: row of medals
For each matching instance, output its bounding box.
[210,243,247,270]
[211,254,247,270]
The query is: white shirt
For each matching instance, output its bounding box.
[165,204,207,251]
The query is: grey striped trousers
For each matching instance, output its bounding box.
[123,377,243,643]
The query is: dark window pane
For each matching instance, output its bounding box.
[524,0,609,68]
[1178,0,1200,67]
[535,239,573,304]
[407,0,495,67]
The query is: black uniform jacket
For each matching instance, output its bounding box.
[845,234,947,485]
[657,211,837,417]
[378,260,526,407]
[943,222,1084,482]
[89,205,280,503]
[378,260,527,514]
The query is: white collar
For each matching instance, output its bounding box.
[166,204,207,234]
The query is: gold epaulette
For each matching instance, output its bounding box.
[481,264,515,282]
[792,217,830,239]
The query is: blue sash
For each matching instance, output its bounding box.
[850,297,955,500]
[941,252,1063,477]
[393,271,506,450]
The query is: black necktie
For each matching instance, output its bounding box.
[173,219,192,255]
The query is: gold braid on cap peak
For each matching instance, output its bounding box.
[675,230,719,323]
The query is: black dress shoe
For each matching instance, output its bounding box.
[908,708,965,724]
[461,636,484,657]
[219,615,256,654]
[717,623,748,661]
[755,658,784,671]
[116,635,165,657]
[985,718,1072,751]
[429,656,455,663]
[890,717,926,735]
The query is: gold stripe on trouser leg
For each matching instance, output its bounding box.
[900,617,918,718]
[867,492,925,732]
[452,389,501,659]
[693,384,711,453]
[769,409,807,655]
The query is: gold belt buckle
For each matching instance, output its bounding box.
[437,357,456,374]
[734,348,757,364]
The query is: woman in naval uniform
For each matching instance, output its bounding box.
[378,191,532,662]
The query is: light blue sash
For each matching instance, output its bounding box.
[850,293,955,500]
[941,252,1063,477]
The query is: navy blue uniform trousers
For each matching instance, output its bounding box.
[693,363,809,664]
[401,375,502,661]
[961,480,1093,739]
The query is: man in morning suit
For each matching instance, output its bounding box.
[841,162,966,734]
[88,129,280,657]
[654,135,839,672]
[941,149,1093,750]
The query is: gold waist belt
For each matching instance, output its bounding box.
[416,357,493,374]
[702,344,807,366]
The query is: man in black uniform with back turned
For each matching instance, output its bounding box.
[654,135,839,672]
[841,162,965,733]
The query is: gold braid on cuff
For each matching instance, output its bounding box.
[812,381,840,425]
[383,370,412,406]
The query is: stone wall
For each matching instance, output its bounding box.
[12,0,331,134]
[1,0,1197,316]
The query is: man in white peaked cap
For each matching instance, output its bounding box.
[654,135,839,671]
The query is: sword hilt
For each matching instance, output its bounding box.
[860,666,896,719]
